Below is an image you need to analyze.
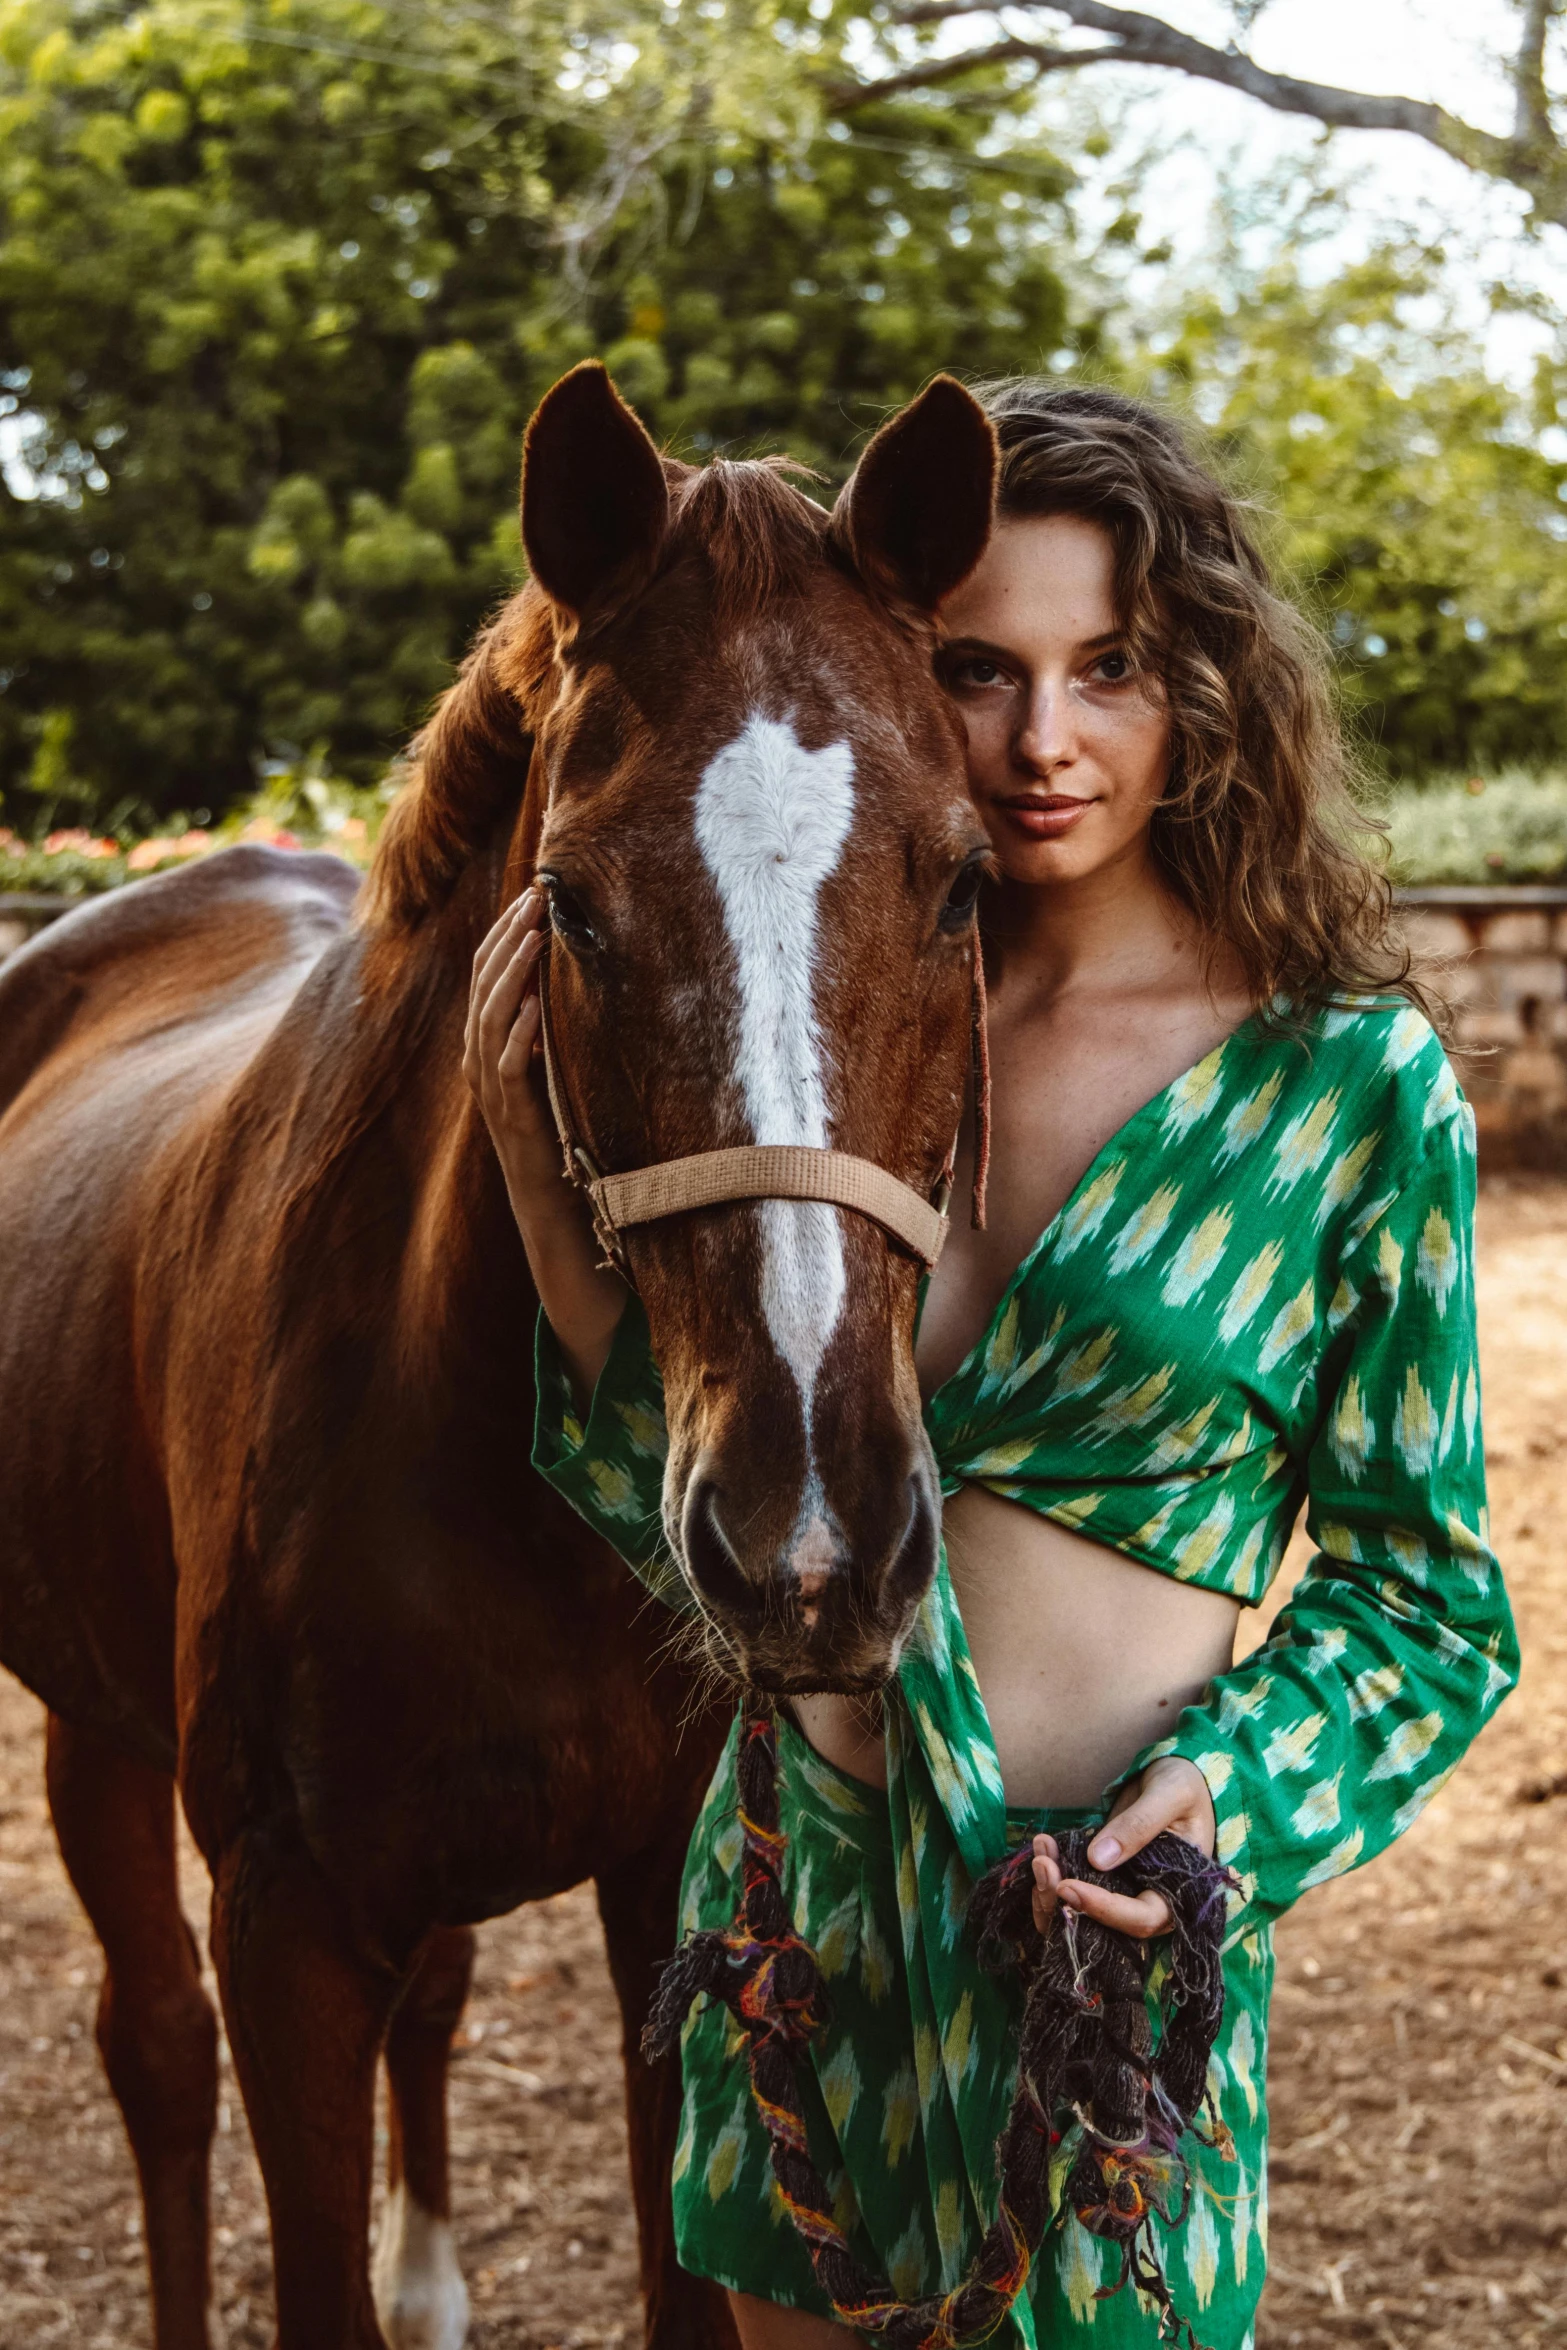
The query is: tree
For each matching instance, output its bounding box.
[0,0,1077,827]
[833,0,1567,232]
[1151,239,1567,774]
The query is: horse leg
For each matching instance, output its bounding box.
[372,1924,476,2350]
[597,1840,741,2350]
[209,1834,398,2350]
[44,1713,220,2350]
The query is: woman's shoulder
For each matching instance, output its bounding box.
[1287,989,1472,1166]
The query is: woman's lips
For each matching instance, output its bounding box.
[996,794,1094,839]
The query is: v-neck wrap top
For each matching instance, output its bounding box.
[533,996,1516,1934]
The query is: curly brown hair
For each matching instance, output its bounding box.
[970,379,1432,1024]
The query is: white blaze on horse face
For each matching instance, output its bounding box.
[694,713,855,1441]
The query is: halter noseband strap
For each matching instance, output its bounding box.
[535,930,988,1281]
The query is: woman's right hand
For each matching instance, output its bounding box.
[464,890,559,1204]
[1029,1756,1217,1941]
[464,890,627,1400]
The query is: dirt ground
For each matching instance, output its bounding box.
[2,1176,1565,2349]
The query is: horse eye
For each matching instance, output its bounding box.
[938,858,985,934]
[546,881,598,951]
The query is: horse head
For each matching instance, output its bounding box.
[384,362,996,1693]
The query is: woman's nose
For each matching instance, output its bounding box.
[1014,680,1077,774]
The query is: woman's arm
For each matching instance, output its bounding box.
[1124,1095,1518,1939]
[467,894,685,1603]
[463,891,627,1402]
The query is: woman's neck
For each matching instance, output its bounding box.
[988,843,1220,1010]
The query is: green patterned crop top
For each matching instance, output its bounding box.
[917,994,1487,1605]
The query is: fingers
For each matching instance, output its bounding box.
[1031,1826,1180,1941]
[478,926,543,1059]
[1031,1845,1172,1937]
[495,992,541,1087]
[465,896,546,1101]
[1055,1880,1174,1939]
[1029,1759,1218,1947]
[1088,1757,1217,1872]
[471,942,544,1114]
[1029,1833,1060,1935]
[465,891,536,1083]
[469,889,544,1026]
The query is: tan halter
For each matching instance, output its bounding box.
[536,931,990,1282]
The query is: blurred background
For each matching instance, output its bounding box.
[3,0,1567,855]
[3,2,1567,2345]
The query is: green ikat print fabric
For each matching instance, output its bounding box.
[670,1715,1276,2345]
[533,997,1518,2342]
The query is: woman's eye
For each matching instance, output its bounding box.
[938,858,986,934]
[940,653,1007,692]
[1090,651,1132,684]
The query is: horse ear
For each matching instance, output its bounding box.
[832,375,997,612]
[521,361,669,617]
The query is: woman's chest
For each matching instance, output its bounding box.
[917,992,1252,1396]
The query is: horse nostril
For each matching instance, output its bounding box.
[884,1470,940,1615]
[681,1478,755,1618]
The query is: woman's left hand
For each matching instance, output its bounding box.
[1030,1756,1216,1940]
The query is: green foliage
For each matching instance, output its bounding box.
[0,0,1075,827]
[11,0,1567,831]
[1147,247,1567,777]
[1380,772,1567,884]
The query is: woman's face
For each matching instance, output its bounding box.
[937,512,1171,889]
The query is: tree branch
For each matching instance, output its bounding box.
[833,0,1567,227]
[1511,0,1555,148]
[821,34,1124,103]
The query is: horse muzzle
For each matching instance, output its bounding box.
[676,1452,941,1693]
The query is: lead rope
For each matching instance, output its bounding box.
[644,1695,1236,2350]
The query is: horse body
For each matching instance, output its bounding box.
[0,362,997,2349]
[3,840,725,2348]
[0,847,364,1760]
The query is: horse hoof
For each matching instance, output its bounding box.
[372,2183,471,2350]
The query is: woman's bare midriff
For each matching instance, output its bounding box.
[789,1485,1240,1804]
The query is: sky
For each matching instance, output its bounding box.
[997,0,1566,378]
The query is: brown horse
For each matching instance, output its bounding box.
[0,361,995,2350]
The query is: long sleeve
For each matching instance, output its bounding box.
[531,1299,692,1611]
[1134,1093,1518,1935]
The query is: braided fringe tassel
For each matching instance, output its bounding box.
[642,1694,1237,2350]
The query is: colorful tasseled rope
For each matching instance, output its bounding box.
[642,1694,1236,2350]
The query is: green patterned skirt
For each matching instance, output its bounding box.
[673,1715,1273,2346]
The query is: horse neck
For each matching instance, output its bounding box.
[345,657,550,1373]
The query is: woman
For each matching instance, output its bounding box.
[465,383,1516,2346]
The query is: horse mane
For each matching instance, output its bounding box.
[360,457,834,934]
[360,594,553,934]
